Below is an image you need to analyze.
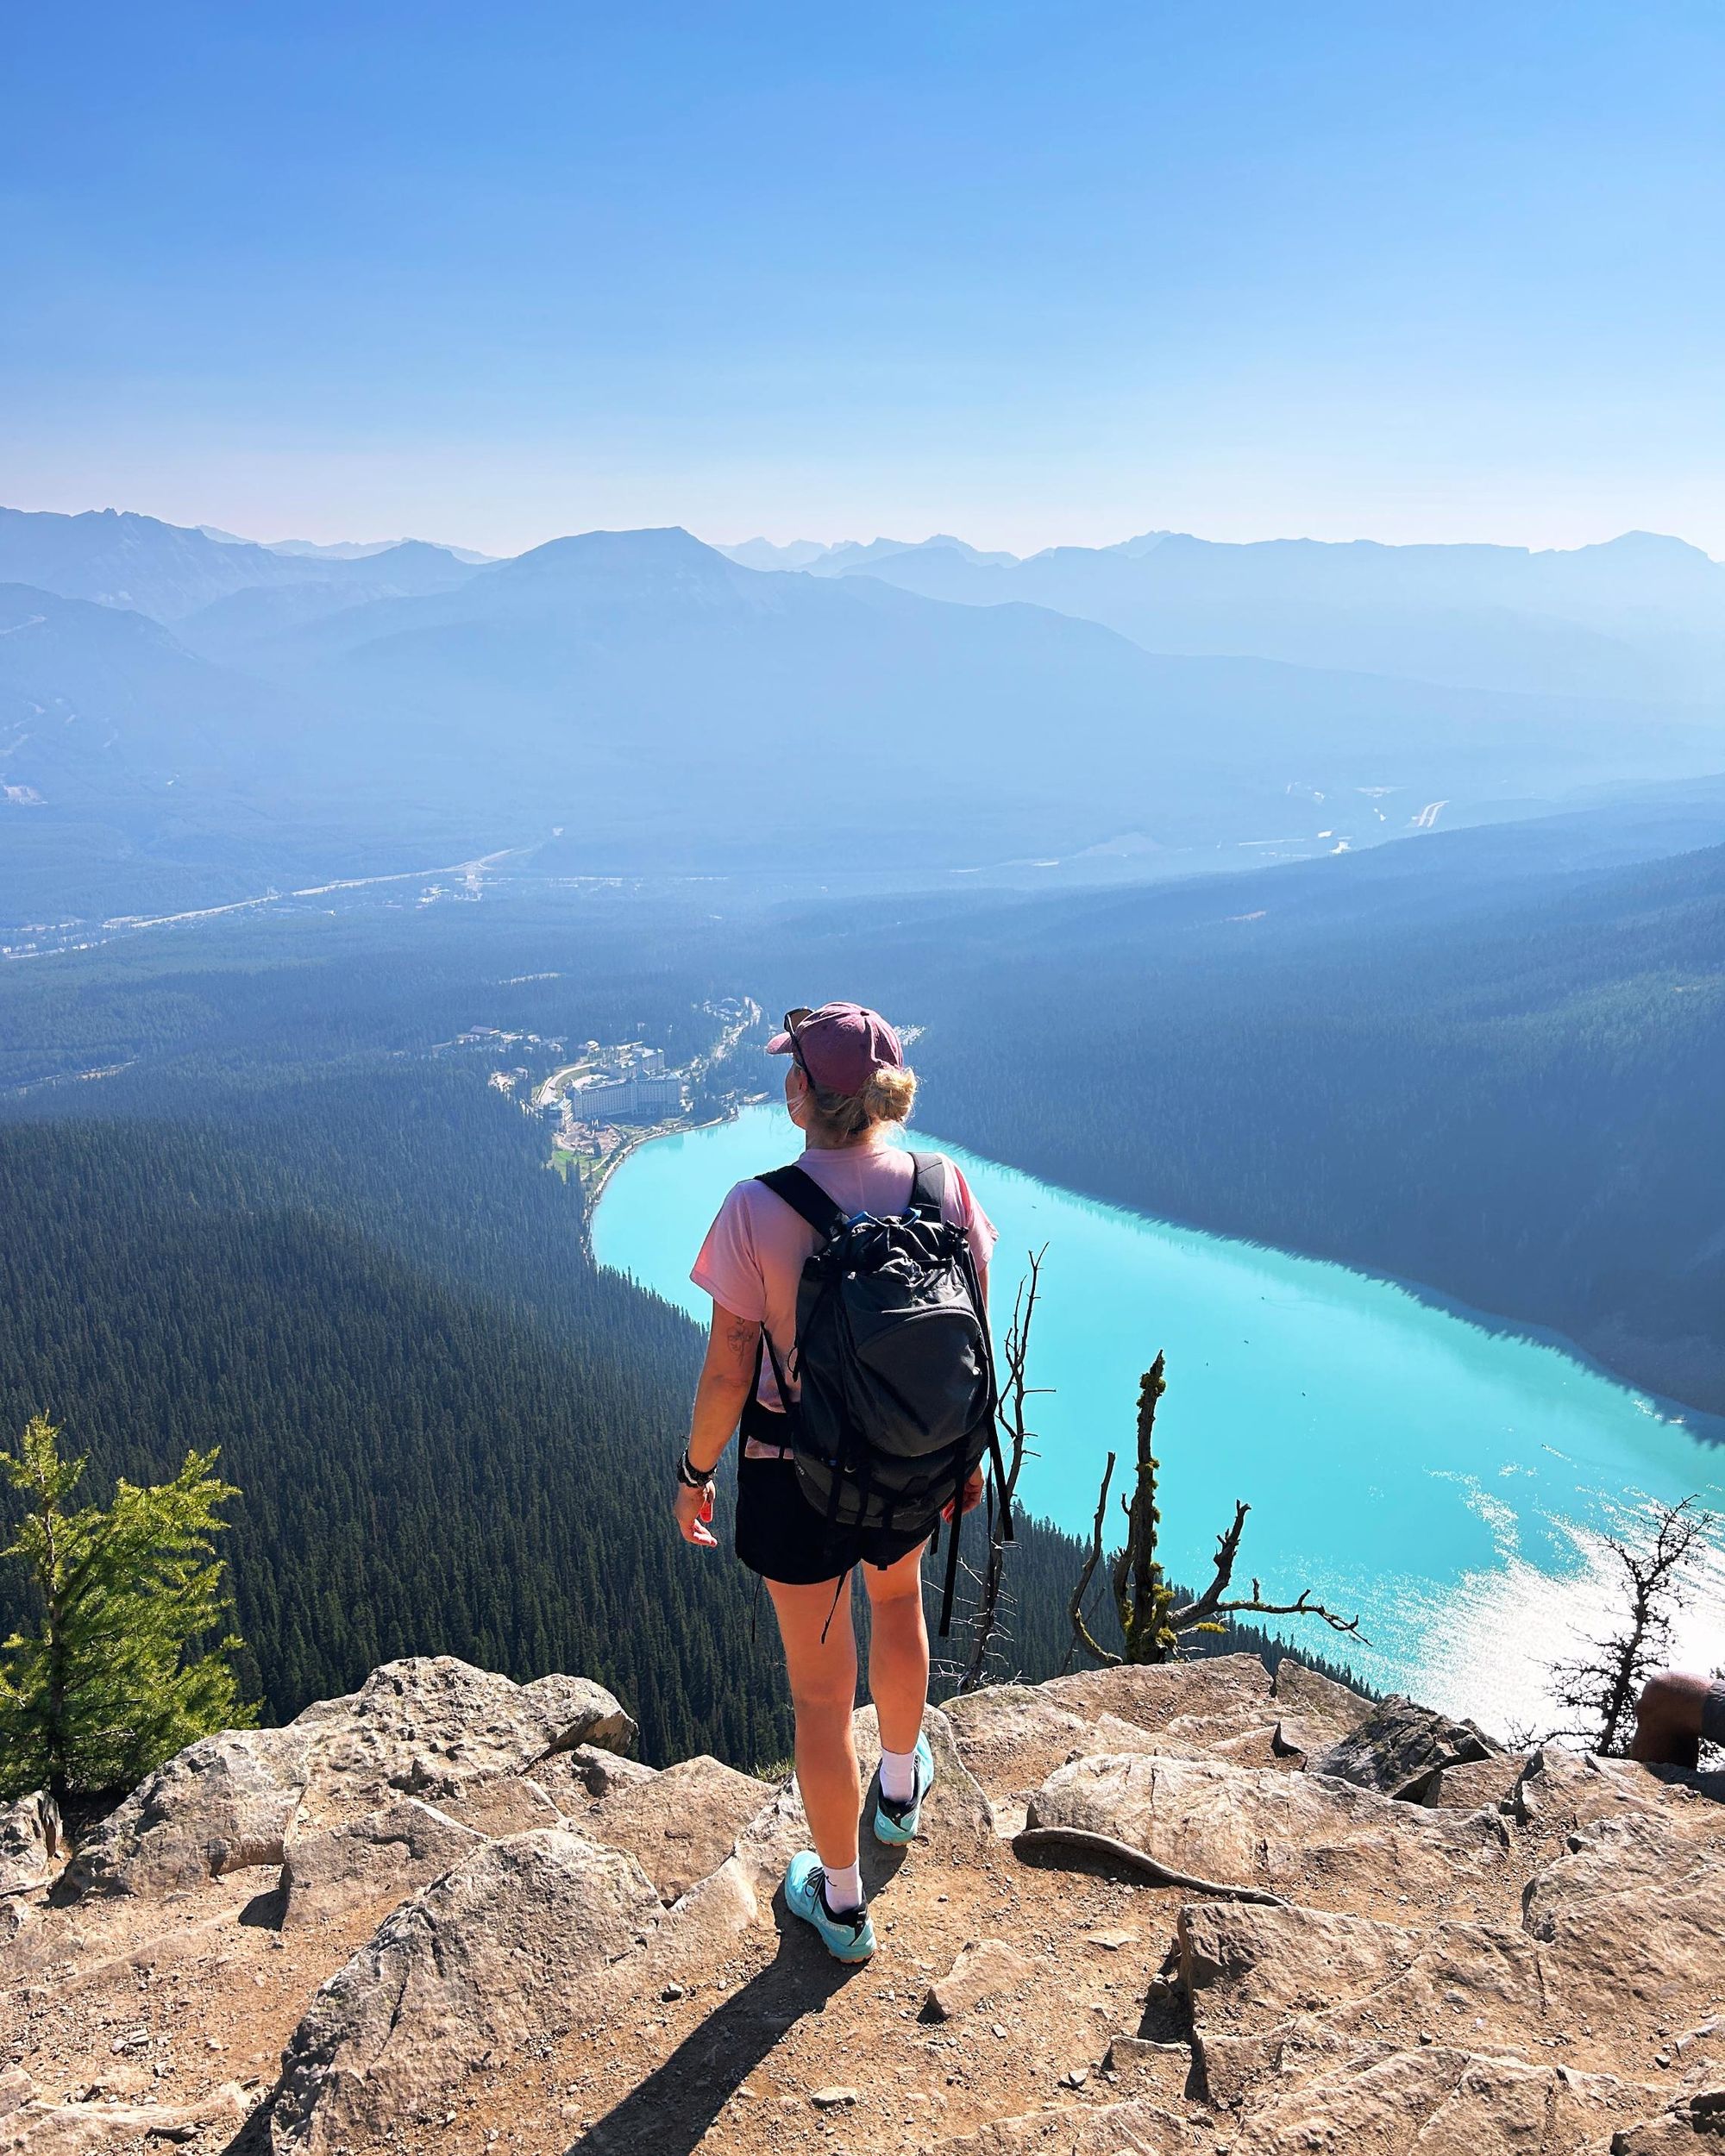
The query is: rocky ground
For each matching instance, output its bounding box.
[3,1653,1722,2155]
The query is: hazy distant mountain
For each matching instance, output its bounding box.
[0,580,481,923]
[202,523,497,565]
[260,536,497,564]
[0,509,326,623]
[806,528,1725,704]
[238,526,1723,870]
[0,583,303,814]
[715,534,1020,573]
[819,534,1020,572]
[714,537,837,572]
[175,542,486,663]
[0,507,482,627]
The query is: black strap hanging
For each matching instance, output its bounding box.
[938,1473,965,1637]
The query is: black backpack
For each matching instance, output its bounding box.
[754,1151,1010,1633]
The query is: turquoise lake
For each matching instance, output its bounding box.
[594,1104,1725,1730]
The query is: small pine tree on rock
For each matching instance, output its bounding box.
[0,1417,254,1801]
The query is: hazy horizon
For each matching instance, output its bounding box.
[7,499,1723,568]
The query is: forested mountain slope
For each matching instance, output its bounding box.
[0,1069,759,1764]
[749,833,1725,1413]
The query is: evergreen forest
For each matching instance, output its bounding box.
[747,831,1725,1417]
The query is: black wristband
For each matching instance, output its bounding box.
[676,1448,714,1489]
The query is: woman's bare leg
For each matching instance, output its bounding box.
[862,1541,930,1756]
[766,1574,862,1871]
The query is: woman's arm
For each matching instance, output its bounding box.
[673,1302,762,1549]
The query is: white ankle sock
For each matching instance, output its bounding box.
[879,1745,919,1803]
[823,1859,863,1912]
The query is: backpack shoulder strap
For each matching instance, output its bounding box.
[906,1150,948,1220]
[755,1164,847,1242]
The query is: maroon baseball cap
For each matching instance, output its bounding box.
[767,1002,904,1093]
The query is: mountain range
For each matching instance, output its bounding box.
[2,504,1722,924]
[718,529,1725,704]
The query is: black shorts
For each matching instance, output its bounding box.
[733,1405,930,1586]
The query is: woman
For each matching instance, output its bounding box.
[673,1001,995,1963]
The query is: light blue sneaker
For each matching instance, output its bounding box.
[784,1851,875,1964]
[872,1733,936,1846]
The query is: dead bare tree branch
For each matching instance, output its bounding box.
[1063,1449,1120,1673]
[1546,1496,1712,1755]
[1068,1351,1365,1670]
[958,1247,1049,1693]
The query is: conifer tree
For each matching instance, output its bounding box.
[0,1418,253,1801]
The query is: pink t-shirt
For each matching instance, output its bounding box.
[691,1135,998,1432]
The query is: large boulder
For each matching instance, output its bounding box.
[646,1779,810,1953]
[0,1791,60,1895]
[946,1654,1278,1802]
[1613,2093,1725,2154]
[1308,1694,1502,1802]
[1026,1752,1511,1904]
[1044,1654,1277,1753]
[1176,1899,1554,2106]
[1238,2044,1660,2153]
[66,1658,635,1897]
[540,1742,659,1802]
[1511,1744,1669,1833]
[279,1799,490,1928]
[1270,1658,1375,1760]
[285,1658,637,1825]
[1429,1754,1526,1810]
[269,1827,661,2153]
[582,1755,774,1902]
[66,1723,317,1896]
[1522,1809,1725,2021]
[941,1685,1106,1802]
[1179,1898,1424,2040]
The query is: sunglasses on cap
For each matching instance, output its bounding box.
[782,1007,815,1076]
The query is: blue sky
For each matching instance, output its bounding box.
[4,3,1722,555]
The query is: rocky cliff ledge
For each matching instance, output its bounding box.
[3,1654,1722,2155]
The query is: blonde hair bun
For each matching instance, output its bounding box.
[803,1060,919,1143]
[862,1063,918,1126]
